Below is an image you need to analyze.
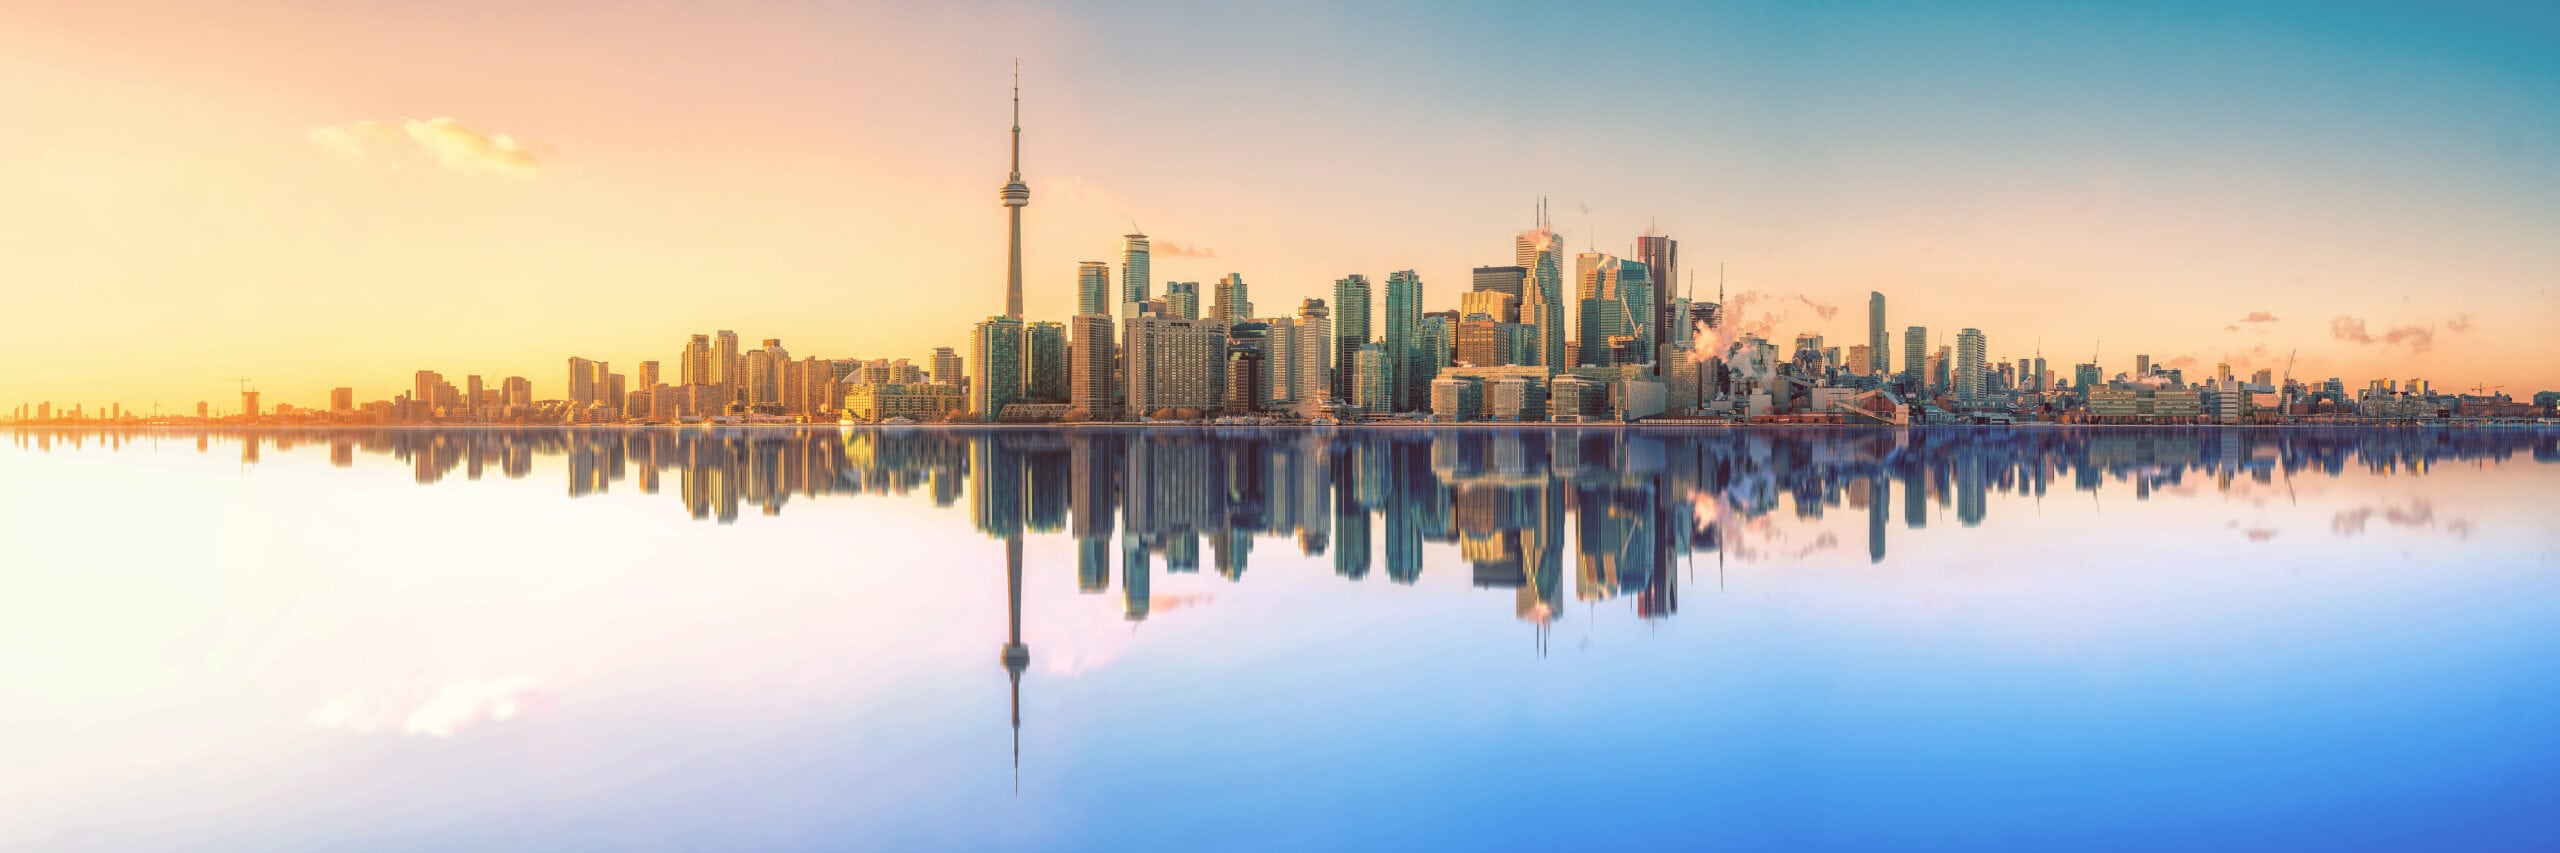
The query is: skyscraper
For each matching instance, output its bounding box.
[713,331,741,400]
[932,347,965,385]
[971,316,1026,421]
[1460,290,1519,323]
[1471,265,1525,298]
[1164,281,1200,319]
[1575,256,1650,367]
[568,358,598,406]
[1384,270,1423,410]
[1120,231,1151,315]
[999,67,1029,320]
[1076,261,1111,316]
[1296,298,1332,409]
[1954,328,1987,403]
[1902,326,1928,390]
[1634,232,1677,372]
[1262,314,1299,407]
[1868,292,1889,378]
[1123,312,1223,417]
[1516,201,1566,373]
[1332,274,1373,401]
[1069,313,1117,420]
[1224,321,1270,412]
[1211,273,1251,327]
[1026,321,1068,403]
[680,334,712,387]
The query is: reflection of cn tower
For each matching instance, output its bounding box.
[999,533,1029,788]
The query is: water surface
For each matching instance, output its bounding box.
[5,426,2558,850]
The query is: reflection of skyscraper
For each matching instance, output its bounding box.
[1868,476,1888,563]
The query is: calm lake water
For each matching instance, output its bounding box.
[6,426,2559,850]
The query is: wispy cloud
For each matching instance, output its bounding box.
[1156,240,1216,259]
[2448,313,2475,333]
[2328,316,2436,353]
[2240,311,2280,324]
[311,117,547,178]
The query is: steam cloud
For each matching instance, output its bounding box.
[1793,294,1840,320]
[311,117,546,178]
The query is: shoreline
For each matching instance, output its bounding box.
[9,421,2556,431]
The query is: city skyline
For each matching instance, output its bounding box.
[7,2,2558,408]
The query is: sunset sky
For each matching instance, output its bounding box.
[5,1,2556,410]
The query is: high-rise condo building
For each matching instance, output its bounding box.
[2135,354,2152,378]
[1224,322,1270,412]
[1902,326,1928,389]
[1296,298,1332,408]
[567,358,599,406]
[1635,232,1677,372]
[1332,274,1373,401]
[932,347,965,385]
[1352,343,1391,414]
[1261,315,1299,406]
[1164,281,1200,320]
[1211,274,1251,327]
[1472,265,1526,299]
[713,330,740,385]
[1868,292,1889,378]
[1384,270,1423,410]
[971,316,1026,421]
[1026,321,1068,402]
[1954,328,1987,403]
[1076,261,1111,316]
[1069,313,1118,420]
[330,387,354,412]
[1122,312,1223,417]
[1120,231,1151,316]
[680,334,712,386]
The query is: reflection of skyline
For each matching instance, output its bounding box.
[14,427,2560,622]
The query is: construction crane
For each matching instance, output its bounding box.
[224,377,255,418]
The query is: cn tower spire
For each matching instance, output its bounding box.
[1010,61,1022,181]
[999,61,1030,319]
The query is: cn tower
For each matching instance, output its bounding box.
[999,63,1029,320]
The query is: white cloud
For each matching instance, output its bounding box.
[310,116,547,178]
